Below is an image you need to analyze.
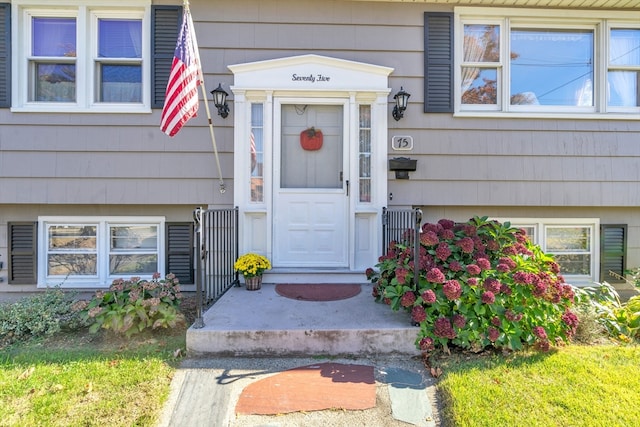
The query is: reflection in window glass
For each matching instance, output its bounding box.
[510,29,594,106]
[461,24,500,105]
[359,105,372,203]
[31,17,77,102]
[251,104,264,202]
[608,29,640,107]
[110,254,157,275]
[545,226,591,276]
[47,224,97,276]
[110,225,157,250]
[97,19,142,102]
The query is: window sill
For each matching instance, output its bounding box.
[454,111,640,121]
[11,105,152,114]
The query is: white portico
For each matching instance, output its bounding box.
[229,55,393,281]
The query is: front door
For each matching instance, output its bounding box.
[273,102,349,267]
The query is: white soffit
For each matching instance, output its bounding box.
[228,54,394,91]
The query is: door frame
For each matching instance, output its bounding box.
[228,55,393,271]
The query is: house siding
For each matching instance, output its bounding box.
[0,0,639,290]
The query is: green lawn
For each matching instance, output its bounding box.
[435,344,640,427]
[0,331,185,427]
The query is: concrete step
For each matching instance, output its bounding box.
[186,283,421,357]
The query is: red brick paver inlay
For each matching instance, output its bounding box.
[235,362,375,415]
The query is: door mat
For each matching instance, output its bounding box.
[235,362,375,415]
[275,283,361,301]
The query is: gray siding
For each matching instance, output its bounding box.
[1,0,639,287]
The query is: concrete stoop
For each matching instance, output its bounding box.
[186,283,421,357]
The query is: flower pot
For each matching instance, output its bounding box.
[245,275,262,291]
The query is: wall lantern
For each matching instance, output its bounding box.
[210,83,230,118]
[392,87,411,121]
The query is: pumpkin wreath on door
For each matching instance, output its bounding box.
[300,127,323,151]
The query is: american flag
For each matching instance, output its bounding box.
[160,8,201,137]
[250,131,257,172]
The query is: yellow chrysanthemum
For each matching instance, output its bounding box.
[234,253,271,278]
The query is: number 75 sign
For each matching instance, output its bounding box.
[391,135,413,151]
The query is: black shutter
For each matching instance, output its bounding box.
[0,3,11,108]
[600,224,627,283]
[151,5,182,108]
[8,222,37,285]
[166,222,194,284]
[424,12,453,113]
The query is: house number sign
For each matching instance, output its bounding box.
[391,135,413,151]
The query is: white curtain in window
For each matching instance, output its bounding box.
[609,32,639,107]
[462,31,491,93]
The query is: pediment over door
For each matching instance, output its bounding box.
[228,54,394,91]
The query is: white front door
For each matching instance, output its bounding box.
[273,101,349,267]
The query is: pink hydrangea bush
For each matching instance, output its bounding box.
[367,216,578,353]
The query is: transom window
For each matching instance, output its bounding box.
[39,217,164,288]
[13,1,150,112]
[456,8,640,117]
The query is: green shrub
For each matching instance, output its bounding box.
[367,216,578,353]
[83,273,185,337]
[0,288,88,346]
[575,282,640,342]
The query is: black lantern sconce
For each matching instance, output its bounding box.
[210,83,230,118]
[392,87,411,121]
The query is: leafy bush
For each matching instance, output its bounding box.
[367,216,578,353]
[82,273,185,337]
[0,288,88,346]
[575,282,640,342]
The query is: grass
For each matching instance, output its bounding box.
[434,344,640,427]
[0,328,186,427]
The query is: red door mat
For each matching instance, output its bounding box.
[235,362,375,415]
[275,284,361,301]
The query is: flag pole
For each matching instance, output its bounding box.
[184,0,226,194]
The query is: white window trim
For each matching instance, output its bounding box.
[494,217,600,286]
[37,216,165,288]
[455,7,640,120]
[11,0,152,113]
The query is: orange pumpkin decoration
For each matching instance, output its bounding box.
[300,127,323,151]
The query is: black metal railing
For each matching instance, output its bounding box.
[382,207,423,288]
[193,206,239,328]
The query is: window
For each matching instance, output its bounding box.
[250,103,264,203]
[39,217,164,288]
[358,105,372,203]
[456,8,640,117]
[13,1,150,112]
[499,218,599,285]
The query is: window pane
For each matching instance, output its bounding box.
[48,254,97,276]
[110,254,157,275]
[48,225,96,250]
[553,254,591,275]
[359,105,371,203]
[251,103,264,202]
[32,17,76,57]
[463,25,500,63]
[608,71,639,107]
[99,64,142,102]
[610,29,640,66]
[35,63,76,102]
[461,68,497,104]
[110,225,157,250]
[510,29,594,106]
[98,19,142,58]
[546,227,590,252]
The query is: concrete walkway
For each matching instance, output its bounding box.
[160,283,440,426]
[158,355,440,427]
